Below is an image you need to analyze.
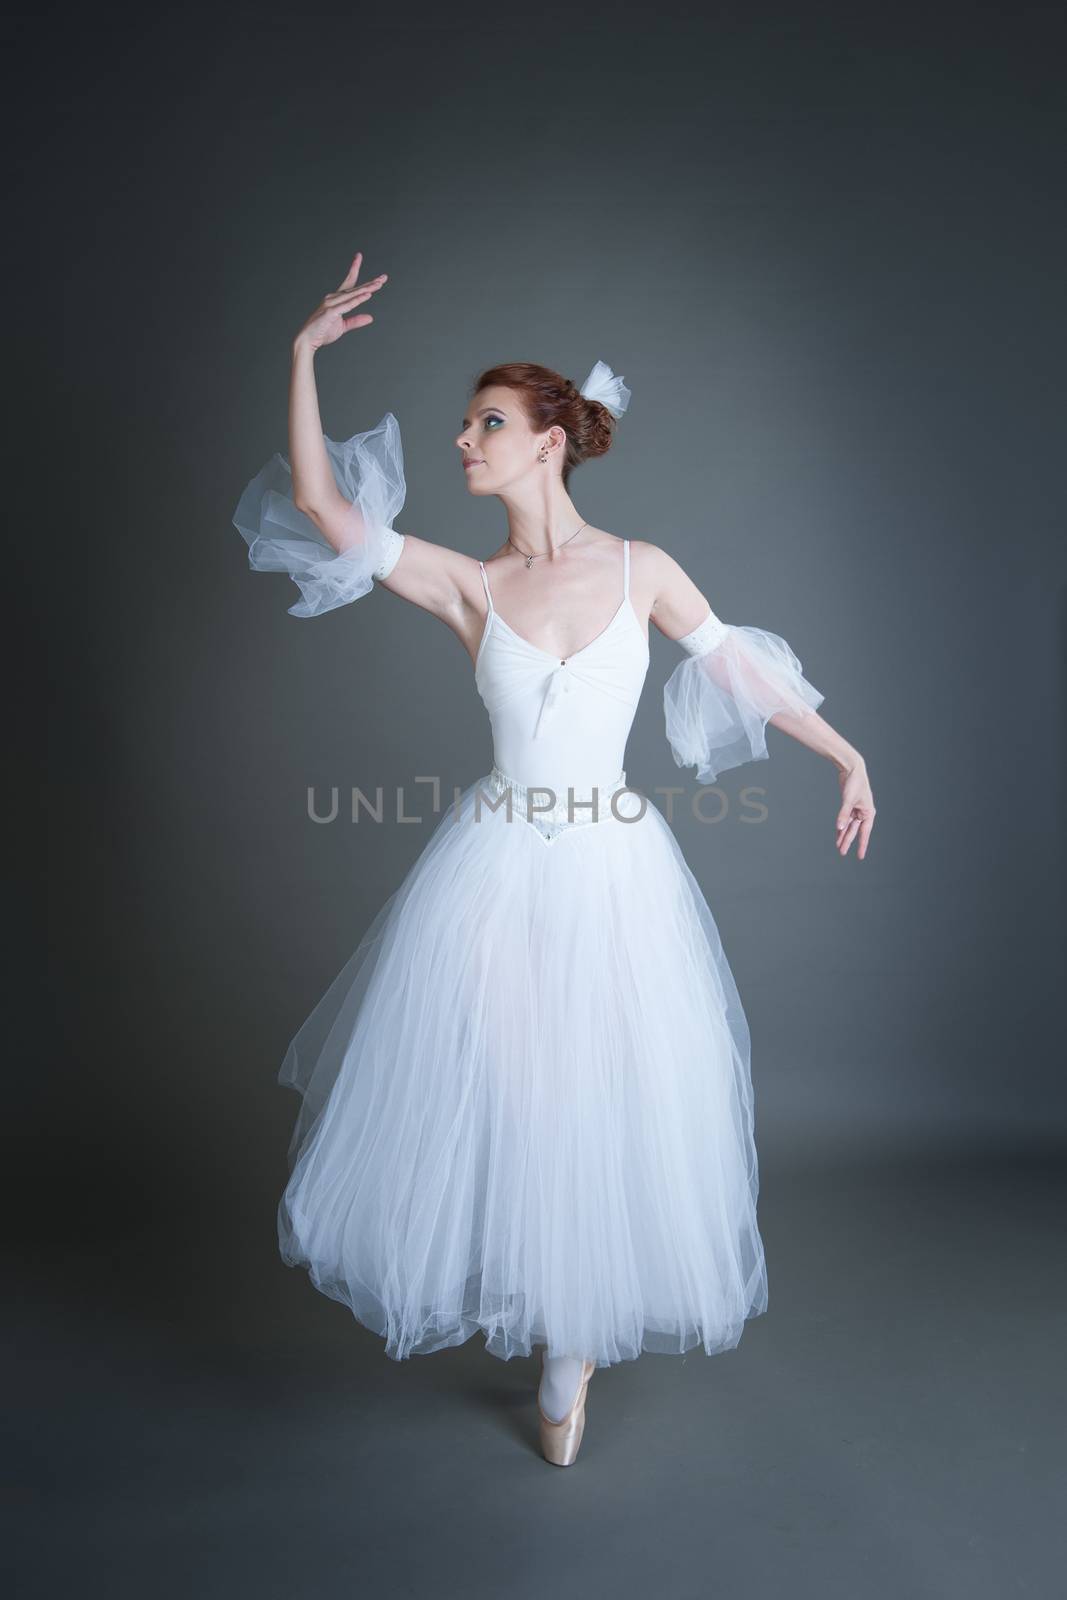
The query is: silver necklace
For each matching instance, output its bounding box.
[508,522,589,570]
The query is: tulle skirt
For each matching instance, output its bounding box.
[276,767,768,1367]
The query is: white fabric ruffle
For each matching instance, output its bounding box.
[232,412,406,618]
[664,607,824,783]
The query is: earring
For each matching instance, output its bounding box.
[539,449,549,463]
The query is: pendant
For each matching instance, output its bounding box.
[525,554,534,569]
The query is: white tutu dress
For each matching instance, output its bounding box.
[232,413,825,1367]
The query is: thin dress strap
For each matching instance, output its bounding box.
[478,560,495,613]
[622,539,630,600]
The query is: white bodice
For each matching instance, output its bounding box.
[474,540,650,797]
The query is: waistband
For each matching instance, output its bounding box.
[483,763,630,830]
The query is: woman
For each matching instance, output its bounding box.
[232,251,876,1467]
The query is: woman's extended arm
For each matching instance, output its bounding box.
[647,543,876,859]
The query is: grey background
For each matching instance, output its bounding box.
[25,4,1065,1597]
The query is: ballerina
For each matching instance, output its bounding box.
[232,251,876,1467]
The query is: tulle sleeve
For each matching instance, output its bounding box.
[231,412,407,618]
[663,607,825,783]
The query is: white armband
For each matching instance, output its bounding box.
[373,527,405,580]
[676,608,729,656]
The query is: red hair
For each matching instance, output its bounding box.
[471,362,617,489]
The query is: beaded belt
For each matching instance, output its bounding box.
[479,763,635,842]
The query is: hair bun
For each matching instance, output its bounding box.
[470,360,623,489]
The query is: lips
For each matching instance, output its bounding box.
[463,460,483,470]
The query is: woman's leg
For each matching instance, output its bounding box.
[538,1351,590,1421]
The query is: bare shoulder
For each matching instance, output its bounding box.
[627,538,711,639]
[627,538,685,586]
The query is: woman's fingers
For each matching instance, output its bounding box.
[336,250,363,291]
[835,806,875,858]
[835,763,876,858]
[343,280,387,304]
[295,263,388,345]
[323,284,387,314]
[329,274,387,304]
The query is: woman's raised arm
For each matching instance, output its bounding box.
[233,252,482,641]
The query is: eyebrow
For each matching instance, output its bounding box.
[461,405,506,426]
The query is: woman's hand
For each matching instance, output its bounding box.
[293,251,388,352]
[835,759,876,859]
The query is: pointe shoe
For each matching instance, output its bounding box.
[537,1350,596,1467]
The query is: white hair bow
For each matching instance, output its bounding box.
[578,359,632,419]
